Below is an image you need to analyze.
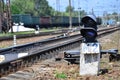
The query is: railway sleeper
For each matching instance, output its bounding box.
[0,40,80,77]
[34,56,39,63]
[45,53,51,59]
[20,61,24,69]
[0,66,11,77]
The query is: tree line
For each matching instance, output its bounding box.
[11,0,87,17]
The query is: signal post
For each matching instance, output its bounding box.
[80,15,100,75]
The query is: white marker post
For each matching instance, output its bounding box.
[80,42,100,75]
[13,35,17,46]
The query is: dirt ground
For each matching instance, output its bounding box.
[24,30,120,80]
[0,32,79,48]
[0,35,57,48]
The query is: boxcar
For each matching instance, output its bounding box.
[51,16,61,27]
[61,16,69,27]
[51,16,70,27]
[72,17,79,26]
[12,14,20,23]
[40,16,51,28]
[31,16,40,25]
[12,14,32,25]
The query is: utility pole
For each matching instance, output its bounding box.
[78,7,81,27]
[56,0,60,15]
[0,1,3,32]
[0,0,5,32]
[117,0,119,21]
[78,0,81,27]
[6,0,12,32]
[69,0,72,29]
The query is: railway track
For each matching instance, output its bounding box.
[0,27,119,79]
[0,28,70,41]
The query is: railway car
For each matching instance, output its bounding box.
[12,14,37,29]
[51,16,69,27]
[12,14,32,25]
[61,16,69,27]
[11,14,80,29]
[12,14,51,28]
[40,16,51,28]
[31,16,40,25]
[72,17,79,26]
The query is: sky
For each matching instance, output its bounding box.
[47,0,120,16]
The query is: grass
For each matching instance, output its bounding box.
[55,72,67,79]
[0,28,60,37]
[40,28,59,32]
[0,31,34,37]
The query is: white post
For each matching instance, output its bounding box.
[35,25,40,34]
[80,42,100,75]
[13,35,16,46]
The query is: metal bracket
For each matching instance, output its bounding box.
[63,49,118,63]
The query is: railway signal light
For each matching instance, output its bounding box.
[80,15,98,42]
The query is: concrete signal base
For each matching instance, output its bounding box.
[80,43,100,75]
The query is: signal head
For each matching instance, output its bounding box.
[81,15,97,30]
[80,15,98,42]
[80,28,97,42]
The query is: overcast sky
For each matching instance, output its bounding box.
[47,0,120,16]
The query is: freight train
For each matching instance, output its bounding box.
[12,14,79,29]
[0,14,102,33]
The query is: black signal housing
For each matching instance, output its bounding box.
[80,15,98,42]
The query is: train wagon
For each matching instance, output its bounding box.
[51,16,69,27]
[31,16,40,25]
[12,14,40,29]
[51,16,62,27]
[72,17,79,26]
[12,14,20,23]
[61,16,69,27]
[11,14,80,29]
[40,16,51,28]
[12,14,32,25]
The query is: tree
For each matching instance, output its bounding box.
[80,10,87,17]
[112,12,118,21]
[11,0,54,16]
[65,5,86,17]
[65,6,74,13]
[11,0,28,14]
[34,0,53,16]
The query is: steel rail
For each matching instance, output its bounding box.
[0,27,119,77]
[0,27,117,53]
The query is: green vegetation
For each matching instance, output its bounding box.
[11,0,53,16]
[10,0,87,17]
[0,28,60,37]
[40,28,58,32]
[0,31,34,37]
[55,72,67,79]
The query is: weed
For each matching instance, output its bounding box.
[55,72,67,79]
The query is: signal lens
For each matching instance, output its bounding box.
[86,31,96,38]
[80,28,97,42]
